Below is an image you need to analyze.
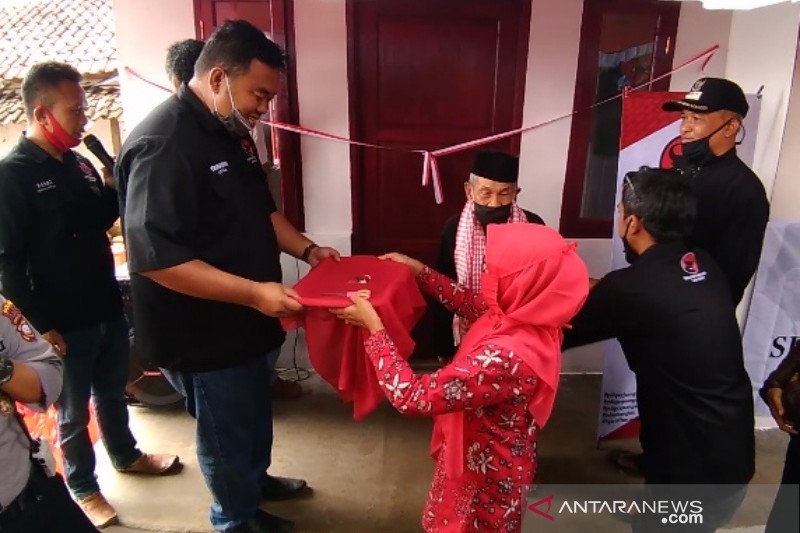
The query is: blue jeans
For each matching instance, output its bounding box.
[163,351,275,531]
[266,347,281,385]
[164,349,281,419]
[56,315,141,499]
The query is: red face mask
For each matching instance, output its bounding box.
[40,108,81,153]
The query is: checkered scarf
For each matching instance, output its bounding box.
[452,201,527,343]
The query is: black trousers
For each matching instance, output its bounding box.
[765,434,800,533]
[0,466,98,533]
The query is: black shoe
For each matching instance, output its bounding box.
[260,474,308,500]
[225,510,295,533]
[609,450,644,476]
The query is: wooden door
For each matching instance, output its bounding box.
[348,0,532,266]
[194,0,305,228]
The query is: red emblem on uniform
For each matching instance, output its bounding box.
[240,139,256,157]
[1,300,36,342]
[240,138,259,165]
[680,252,700,274]
[79,161,94,177]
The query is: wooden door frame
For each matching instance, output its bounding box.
[345,0,533,254]
[193,0,305,230]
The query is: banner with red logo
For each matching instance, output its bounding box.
[598,91,761,442]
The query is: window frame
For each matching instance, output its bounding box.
[559,0,680,238]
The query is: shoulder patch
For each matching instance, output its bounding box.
[680,252,707,283]
[1,300,37,342]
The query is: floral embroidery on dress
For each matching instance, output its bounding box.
[443,379,466,401]
[363,268,541,532]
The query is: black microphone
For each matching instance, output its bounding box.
[83,134,115,174]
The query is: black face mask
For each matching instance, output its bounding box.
[474,203,512,226]
[213,74,253,138]
[680,118,732,167]
[621,217,640,264]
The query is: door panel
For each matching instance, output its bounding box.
[349,0,532,266]
[348,0,531,359]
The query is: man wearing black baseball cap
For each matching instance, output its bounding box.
[663,77,769,306]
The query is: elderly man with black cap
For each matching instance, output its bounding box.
[433,151,543,359]
[663,77,769,305]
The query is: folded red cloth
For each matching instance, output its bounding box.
[281,256,426,420]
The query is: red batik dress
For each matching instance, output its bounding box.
[363,267,539,533]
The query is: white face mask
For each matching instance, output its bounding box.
[212,74,253,138]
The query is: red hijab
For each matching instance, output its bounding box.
[431,223,589,477]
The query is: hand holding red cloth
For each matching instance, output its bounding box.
[281,256,426,420]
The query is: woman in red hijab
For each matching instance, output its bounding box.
[333,223,588,533]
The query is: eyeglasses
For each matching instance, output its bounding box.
[623,174,636,196]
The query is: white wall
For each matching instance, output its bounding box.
[292,0,352,257]
[771,39,800,220]
[518,0,583,232]
[669,2,731,90]
[726,1,800,199]
[112,0,195,134]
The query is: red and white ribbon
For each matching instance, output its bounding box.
[123,44,719,205]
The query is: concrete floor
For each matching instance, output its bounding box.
[96,373,789,533]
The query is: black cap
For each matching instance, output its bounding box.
[471,151,519,183]
[662,77,749,117]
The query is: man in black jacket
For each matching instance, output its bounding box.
[564,167,754,532]
[434,150,543,358]
[663,77,769,305]
[0,62,179,528]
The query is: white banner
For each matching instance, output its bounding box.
[742,220,800,417]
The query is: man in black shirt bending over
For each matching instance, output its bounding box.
[564,167,754,532]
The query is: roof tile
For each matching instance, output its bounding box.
[0,0,117,80]
[0,0,120,125]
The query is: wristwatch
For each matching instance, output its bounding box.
[0,356,14,387]
[301,243,319,263]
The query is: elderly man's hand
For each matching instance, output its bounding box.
[308,246,341,267]
[766,387,798,435]
[250,282,303,317]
